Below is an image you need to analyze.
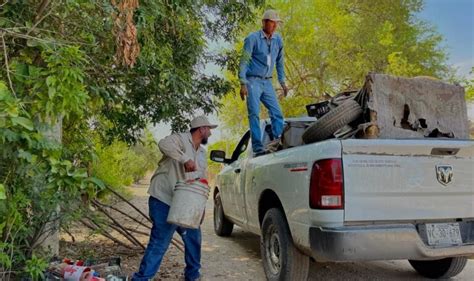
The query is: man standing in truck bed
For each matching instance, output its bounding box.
[239,9,289,156]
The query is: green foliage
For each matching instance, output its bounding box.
[0,0,265,277]
[32,46,89,119]
[129,131,162,181]
[0,184,5,200]
[1,0,263,143]
[93,141,134,190]
[218,0,454,137]
[464,67,474,101]
[0,83,104,277]
[92,131,160,193]
[218,77,251,136]
[207,139,238,178]
[24,255,48,281]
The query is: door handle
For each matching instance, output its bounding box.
[234,168,241,174]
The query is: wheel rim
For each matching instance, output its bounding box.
[214,198,222,230]
[265,226,281,275]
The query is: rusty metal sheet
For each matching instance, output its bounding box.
[364,74,469,139]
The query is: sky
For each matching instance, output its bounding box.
[418,0,474,78]
[151,0,474,143]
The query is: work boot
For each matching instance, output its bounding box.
[254,150,266,157]
[265,138,281,153]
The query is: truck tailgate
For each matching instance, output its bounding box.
[342,139,474,222]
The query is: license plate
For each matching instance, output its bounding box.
[426,223,462,246]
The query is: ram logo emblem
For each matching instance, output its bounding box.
[436,165,453,186]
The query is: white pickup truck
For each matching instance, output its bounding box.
[210,117,474,280]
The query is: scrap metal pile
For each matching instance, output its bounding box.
[283,73,470,146]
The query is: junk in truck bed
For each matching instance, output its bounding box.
[302,73,470,144]
[356,73,470,139]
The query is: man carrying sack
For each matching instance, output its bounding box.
[132,116,217,281]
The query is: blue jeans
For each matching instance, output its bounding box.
[132,197,201,281]
[246,78,284,153]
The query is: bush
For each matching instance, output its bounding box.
[0,82,104,279]
[92,130,160,194]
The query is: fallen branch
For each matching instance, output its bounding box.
[105,220,145,250]
[62,227,76,243]
[171,239,185,253]
[87,188,185,253]
[104,185,152,223]
[94,199,151,229]
[92,201,145,250]
[79,219,135,250]
[123,226,149,236]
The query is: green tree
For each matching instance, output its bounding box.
[465,67,474,101]
[207,139,238,180]
[0,0,265,277]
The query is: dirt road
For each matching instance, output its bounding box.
[123,181,474,280]
[62,179,474,281]
[199,199,473,281]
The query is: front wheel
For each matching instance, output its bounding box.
[409,257,468,279]
[260,208,310,281]
[213,192,234,236]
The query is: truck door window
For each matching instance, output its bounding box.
[230,131,251,162]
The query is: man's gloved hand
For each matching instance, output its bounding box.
[240,84,248,101]
[281,83,289,97]
[184,160,197,172]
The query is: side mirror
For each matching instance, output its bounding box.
[210,150,230,164]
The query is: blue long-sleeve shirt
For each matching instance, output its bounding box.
[239,30,285,85]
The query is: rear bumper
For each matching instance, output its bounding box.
[309,222,474,261]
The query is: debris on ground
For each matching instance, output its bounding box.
[45,257,126,281]
[69,184,184,253]
[59,178,186,279]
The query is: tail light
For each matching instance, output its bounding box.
[309,159,343,209]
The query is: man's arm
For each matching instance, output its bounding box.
[158,134,196,172]
[158,134,190,164]
[276,36,288,97]
[276,36,285,85]
[239,35,255,85]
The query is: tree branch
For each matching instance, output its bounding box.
[93,199,151,229]
[35,0,50,22]
[104,185,152,223]
[1,32,17,99]
[27,2,55,36]
[92,200,145,249]
[80,219,135,250]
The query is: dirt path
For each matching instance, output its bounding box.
[61,176,474,280]
[198,199,474,281]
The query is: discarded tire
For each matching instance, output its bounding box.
[302,99,362,143]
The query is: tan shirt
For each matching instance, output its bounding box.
[148,132,207,205]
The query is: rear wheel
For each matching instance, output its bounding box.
[260,208,310,281]
[213,192,233,236]
[408,257,468,279]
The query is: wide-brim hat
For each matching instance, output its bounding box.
[190,116,218,129]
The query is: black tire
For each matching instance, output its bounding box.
[302,99,362,143]
[409,257,468,279]
[260,208,310,281]
[213,192,234,236]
